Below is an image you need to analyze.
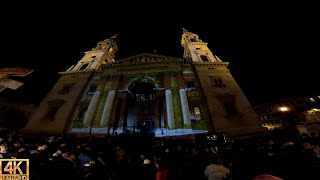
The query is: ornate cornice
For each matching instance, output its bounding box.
[104,53,184,67]
[187,42,208,46]
[192,62,229,67]
[84,50,104,54]
[59,69,94,76]
[102,69,184,78]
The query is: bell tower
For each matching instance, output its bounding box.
[182,28,266,136]
[181,28,222,63]
[22,35,118,135]
[67,35,118,71]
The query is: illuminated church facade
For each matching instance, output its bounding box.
[23,29,265,137]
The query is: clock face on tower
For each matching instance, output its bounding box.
[109,47,114,54]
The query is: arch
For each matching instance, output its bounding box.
[128,78,156,102]
[190,38,197,42]
[126,77,158,136]
[79,63,89,70]
[200,55,209,62]
[124,77,158,91]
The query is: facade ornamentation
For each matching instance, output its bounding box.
[23,31,266,137]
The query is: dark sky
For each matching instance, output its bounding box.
[1,2,319,106]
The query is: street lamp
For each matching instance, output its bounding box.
[279,107,288,112]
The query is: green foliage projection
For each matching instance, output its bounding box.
[191,120,207,130]
[170,78,183,129]
[73,121,88,128]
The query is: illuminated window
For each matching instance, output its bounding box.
[194,107,202,120]
[108,47,114,54]
[318,96,320,99]
[310,98,315,102]
[279,107,288,111]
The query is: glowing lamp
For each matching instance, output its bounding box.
[279,107,288,112]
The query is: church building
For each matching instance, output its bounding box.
[22,29,265,137]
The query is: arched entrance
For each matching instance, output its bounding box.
[127,78,157,136]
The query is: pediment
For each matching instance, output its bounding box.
[114,53,183,65]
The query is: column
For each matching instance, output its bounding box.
[100,90,116,127]
[165,90,174,129]
[83,90,101,126]
[179,88,191,128]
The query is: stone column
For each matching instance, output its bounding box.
[165,90,174,129]
[83,90,101,126]
[179,88,191,128]
[100,90,116,127]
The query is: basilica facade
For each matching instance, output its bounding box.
[22,29,265,137]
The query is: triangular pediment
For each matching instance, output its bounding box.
[113,53,183,65]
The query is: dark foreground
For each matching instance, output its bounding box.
[0,129,319,180]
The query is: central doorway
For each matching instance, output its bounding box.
[127,78,156,136]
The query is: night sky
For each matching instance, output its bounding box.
[1,3,319,106]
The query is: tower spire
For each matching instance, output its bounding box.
[66,35,118,72]
[110,34,117,39]
[181,29,221,63]
[183,28,188,33]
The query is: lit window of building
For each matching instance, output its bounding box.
[279,107,288,112]
[194,106,202,120]
[310,98,315,102]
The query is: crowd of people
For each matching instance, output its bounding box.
[0,129,319,180]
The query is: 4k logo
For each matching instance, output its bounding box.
[0,159,29,180]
